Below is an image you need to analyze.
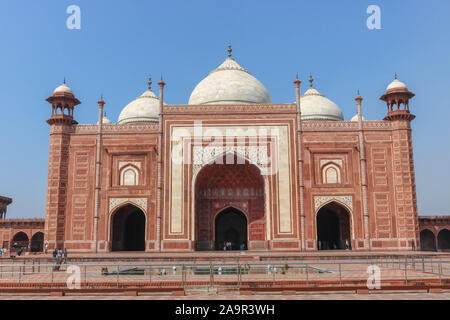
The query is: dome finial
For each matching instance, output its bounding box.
[64,76,66,84]
[309,74,314,88]
[228,43,232,58]
[148,75,152,90]
[395,72,398,80]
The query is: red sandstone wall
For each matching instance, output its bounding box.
[46,105,419,252]
[60,125,160,252]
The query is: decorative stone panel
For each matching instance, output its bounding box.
[109,197,148,214]
[314,195,353,212]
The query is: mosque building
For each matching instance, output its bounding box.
[39,46,426,253]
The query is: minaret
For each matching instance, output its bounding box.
[294,74,306,251]
[157,75,165,252]
[355,91,371,250]
[93,95,105,253]
[45,80,81,250]
[380,74,415,121]
[380,75,419,250]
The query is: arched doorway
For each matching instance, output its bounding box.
[12,232,29,250]
[215,207,248,250]
[437,229,450,251]
[195,153,265,251]
[316,202,351,250]
[30,232,44,252]
[111,204,146,251]
[420,229,436,251]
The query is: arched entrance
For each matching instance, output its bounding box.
[30,232,44,252]
[215,207,248,250]
[316,202,351,250]
[111,204,146,251]
[420,229,436,251]
[12,232,29,250]
[195,153,265,251]
[438,229,450,251]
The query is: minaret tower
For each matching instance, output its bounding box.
[380,75,419,250]
[380,74,415,121]
[44,80,80,250]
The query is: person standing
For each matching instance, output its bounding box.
[63,248,68,264]
[52,248,57,264]
[44,242,48,254]
[57,248,62,264]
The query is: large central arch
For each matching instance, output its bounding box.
[195,153,265,251]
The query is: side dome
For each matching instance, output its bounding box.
[351,114,366,121]
[118,79,161,124]
[98,114,112,124]
[188,48,271,105]
[300,79,344,121]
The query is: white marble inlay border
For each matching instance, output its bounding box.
[109,197,148,213]
[314,195,353,212]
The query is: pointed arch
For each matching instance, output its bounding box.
[420,229,437,251]
[315,201,353,250]
[109,203,146,251]
[119,164,141,186]
[320,161,342,184]
[214,207,248,250]
[194,152,265,251]
[30,232,44,252]
[437,228,450,251]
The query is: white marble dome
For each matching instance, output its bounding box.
[387,78,407,91]
[351,114,366,121]
[300,87,344,121]
[98,114,112,124]
[188,56,272,105]
[118,88,161,124]
[53,83,73,94]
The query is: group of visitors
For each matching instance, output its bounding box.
[318,240,351,250]
[223,241,247,251]
[0,248,7,257]
[52,248,68,270]
[223,241,232,251]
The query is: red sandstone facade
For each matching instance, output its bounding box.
[40,72,426,253]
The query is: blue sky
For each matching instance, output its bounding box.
[0,0,449,218]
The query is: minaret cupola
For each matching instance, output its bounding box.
[46,78,81,125]
[380,74,415,121]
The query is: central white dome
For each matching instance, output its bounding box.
[188,55,271,105]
